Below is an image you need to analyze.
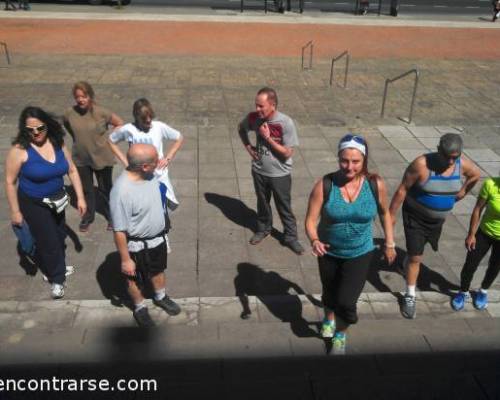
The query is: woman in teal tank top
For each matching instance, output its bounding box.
[305,134,396,354]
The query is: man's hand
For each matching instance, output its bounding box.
[121,259,136,277]
[246,145,259,161]
[455,189,466,202]
[465,234,476,252]
[258,122,272,141]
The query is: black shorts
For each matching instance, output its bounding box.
[402,203,444,256]
[129,241,167,280]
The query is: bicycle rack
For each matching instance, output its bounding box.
[380,68,419,123]
[301,41,313,70]
[329,50,350,88]
[241,0,268,13]
[1,42,11,65]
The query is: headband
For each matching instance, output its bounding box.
[338,139,366,156]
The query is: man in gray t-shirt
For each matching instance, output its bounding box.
[110,144,180,327]
[239,87,304,255]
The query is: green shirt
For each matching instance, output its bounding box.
[479,177,500,240]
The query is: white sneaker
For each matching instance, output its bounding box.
[51,283,64,299]
[42,266,75,282]
[165,234,172,254]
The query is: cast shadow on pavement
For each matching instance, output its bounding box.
[368,238,459,301]
[204,192,284,242]
[234,262,322,339]
[96,251,131,308]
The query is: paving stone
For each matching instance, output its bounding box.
[378,126,413,138]
[464,148,500,162]
[407,126,441,138]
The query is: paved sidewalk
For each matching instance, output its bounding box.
[0,11,499,399]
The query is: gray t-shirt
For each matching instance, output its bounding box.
[240,111,299,177]
[110,171,165,241]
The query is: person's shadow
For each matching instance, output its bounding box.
[368,238,460,302]
[204,193,283,242]
[96,251,130,308]
[234,262,321,338]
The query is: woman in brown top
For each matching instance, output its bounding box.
[63,81,123,232]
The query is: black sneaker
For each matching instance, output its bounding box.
[401,294,416,319]
[249,231,271,245]
[153,295,181,316]
[133,307,155,327]
[285,240,305,255]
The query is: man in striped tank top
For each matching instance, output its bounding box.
[389,134,480,319]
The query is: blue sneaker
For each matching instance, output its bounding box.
[451,292,468,311]
[472,291,488,310]
[332,332,346,355]
[320,318,335,338]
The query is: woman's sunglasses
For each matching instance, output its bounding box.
[340,134,365,144]
[25,124,47,135]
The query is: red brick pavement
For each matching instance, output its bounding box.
[0,19,499,59]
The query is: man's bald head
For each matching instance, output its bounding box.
[127,143,158,172]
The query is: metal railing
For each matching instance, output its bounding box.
[241,0,268,13]
[380,68,419,123]
[1,42,11,65]
[329,50,350,88]
[301,41,313,70]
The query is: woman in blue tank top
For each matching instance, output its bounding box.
[5,106,86,300]
[305,134,396,354]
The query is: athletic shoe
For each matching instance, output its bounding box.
[42,265,75,282]
[451,291,468,311]
[332,332,346,355]
[285,240,305,255]
[401,294,416,319]
[249,231,271,245]
[165,234,172,254]
[133,307,155,327]
[472,291,488,310]
[320,318,335,338]
[153,295,181,316]
[79,221,90,232]
[51,283,64,299]
[106,222,114,231]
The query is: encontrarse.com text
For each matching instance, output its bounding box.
[0,377,157,392]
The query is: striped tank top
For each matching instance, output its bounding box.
[406,155,461,220]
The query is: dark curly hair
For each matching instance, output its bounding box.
[13,106,65,149]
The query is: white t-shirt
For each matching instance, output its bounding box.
[109,121,182,207]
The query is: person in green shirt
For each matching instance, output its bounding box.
[452,177,500,311]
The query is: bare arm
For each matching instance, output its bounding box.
[5,146,26,226]
[389,157,423,224]
[158,134,184,170]
[258,122,293,160]
[62,145,87,217]
[305,179,329,256]
[373,176,397,264]
[465,197,487,251]
[108,138,128,167]
[456,157,481,201]
[113,231,136,276]
[109,112,124,129]
[238,122,259,161]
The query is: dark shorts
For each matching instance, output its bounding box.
[129,241,167,281]
[402,203,445,256]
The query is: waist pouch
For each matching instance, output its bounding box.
[42,189,69,214]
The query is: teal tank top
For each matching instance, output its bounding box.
[318,178,377,259]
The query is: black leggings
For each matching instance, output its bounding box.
[318,251,374,327]
[18,191,67,284]
[77,165,113,224]
[460,228,500,292]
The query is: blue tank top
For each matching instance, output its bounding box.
[19,146,69,199]
[406,157,461,220]
[318,178,377,259]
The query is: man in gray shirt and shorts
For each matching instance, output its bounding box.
[110,143,180,327]
[239,87,304,255]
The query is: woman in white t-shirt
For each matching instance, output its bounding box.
[108,98,184,250]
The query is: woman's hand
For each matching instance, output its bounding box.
[157,157,171,170]
[11,210,23,226]
[311,239,329,257]
[465,234,476,252]
[384,246,397,265]
[77,198,87,217]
